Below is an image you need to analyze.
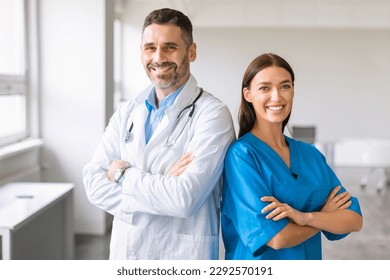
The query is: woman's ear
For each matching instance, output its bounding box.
[243,87,252,103]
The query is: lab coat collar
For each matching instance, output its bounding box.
[134,74,199,117]
[168,74,199,116]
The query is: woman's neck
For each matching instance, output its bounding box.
[251,122,291,168]
[251,122,286,149]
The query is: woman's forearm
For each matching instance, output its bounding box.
[267,223,319,250]
[266,209,362,250]
[305,209,363,234]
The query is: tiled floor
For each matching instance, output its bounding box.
[75,232,111,260]
[322,167,390,259]
[75,167,390,260]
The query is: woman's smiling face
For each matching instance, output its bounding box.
[243,66,294,128]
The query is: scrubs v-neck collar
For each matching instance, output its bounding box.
[248,133,302,181]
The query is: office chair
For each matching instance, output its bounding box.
[291,126,316,144]
[290,125,334,167]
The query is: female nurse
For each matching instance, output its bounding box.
[221,53,363,260]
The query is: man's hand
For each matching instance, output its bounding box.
[167,152,195,176]
[107,160,130,182]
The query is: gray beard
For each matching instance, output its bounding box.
[148,56,189,90]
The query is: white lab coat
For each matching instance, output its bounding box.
[83,75,235,259]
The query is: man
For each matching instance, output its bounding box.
[83,8,235,259]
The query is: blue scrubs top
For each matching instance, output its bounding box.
[221,133,362,260]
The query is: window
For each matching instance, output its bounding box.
[0,0,27,147]
[114,13,123,109]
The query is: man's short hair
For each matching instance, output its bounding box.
[143,8,193,47]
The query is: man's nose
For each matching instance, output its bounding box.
[153,47,166,63]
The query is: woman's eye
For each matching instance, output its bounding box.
[259,86,269,91]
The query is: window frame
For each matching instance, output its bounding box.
[0,0,31,148]
[0,75,28,147]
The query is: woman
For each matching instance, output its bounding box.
[221,53,363,260]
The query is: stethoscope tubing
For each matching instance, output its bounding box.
[124,88,204,144]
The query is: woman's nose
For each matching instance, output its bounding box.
[270,88,281,101]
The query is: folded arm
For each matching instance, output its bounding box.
[262,186,363,249]
[84,97,235,219]
[120,104,234,218]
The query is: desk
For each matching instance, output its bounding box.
[0,182,74,260]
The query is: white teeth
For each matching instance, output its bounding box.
[153,67,172,73]
[267,106,283,111]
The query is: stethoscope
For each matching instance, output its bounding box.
[125,88,204,146]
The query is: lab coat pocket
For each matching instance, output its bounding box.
[173,234,219,260]
[110,217,135,260]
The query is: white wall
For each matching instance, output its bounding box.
[39,0,110,234]
[192,27,390,141]
[121,0,390,142]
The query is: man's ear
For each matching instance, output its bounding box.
[188,43,197,62]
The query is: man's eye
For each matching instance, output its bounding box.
[165,46,177,51]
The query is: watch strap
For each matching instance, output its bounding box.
[114,164,131,183]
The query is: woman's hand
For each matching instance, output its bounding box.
[166,152,195,176]
[261,196,309,226]
[321,186,352,212]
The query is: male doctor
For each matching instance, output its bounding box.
[83,8,235,259]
